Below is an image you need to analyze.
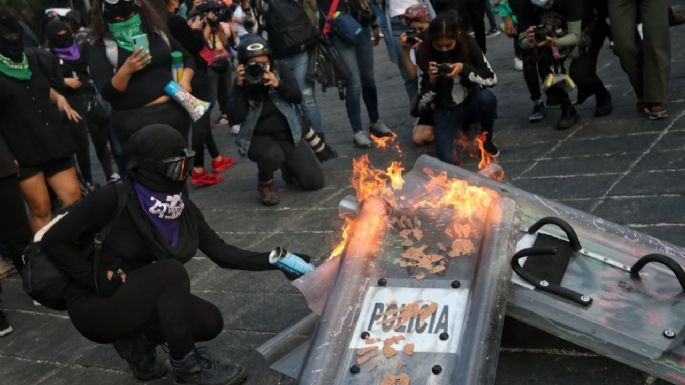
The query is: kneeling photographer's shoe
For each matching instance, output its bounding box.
[258,180,279,206]
[370,120,393,137]
[353,130,373,149]
[557,107,579,130]
[113,333,167,381]
[171,347,246,385]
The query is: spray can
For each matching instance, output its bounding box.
[171,51,184,83]
[269,247,315,276]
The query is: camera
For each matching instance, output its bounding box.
[406,29,419,45]
[191,0,233,27]
[437,63,452,77]
[534,24,555,43]
[245,61,266,86]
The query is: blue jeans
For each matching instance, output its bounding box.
[332,27,380,133]
[433,88,497,164]
[390,18,419,101]
[280,51,323,134]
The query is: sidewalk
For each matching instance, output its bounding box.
[2,15,684,385]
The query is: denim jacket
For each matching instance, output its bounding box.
[227,62,303,157]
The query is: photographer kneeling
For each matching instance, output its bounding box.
[227,35,324,206]
[42,124,309,385]
[415,13,499,165]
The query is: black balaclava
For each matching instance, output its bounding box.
[0,11,25,61]
[102,0,141,23]
[127,124,189,194]
[45,18,73,49]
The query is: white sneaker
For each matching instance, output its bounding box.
[108,172,121,183]
[514,57,523,71]
[353,130,373,149]
[231,124,241,135]
[370,120,393,137]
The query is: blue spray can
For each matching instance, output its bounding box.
[269,247,315,276]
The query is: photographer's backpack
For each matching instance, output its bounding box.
[262,0,318,58]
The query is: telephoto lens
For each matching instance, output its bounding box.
[245,61,265,86]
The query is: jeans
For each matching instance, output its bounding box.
[433,88,497,164]
[280,51,324,134]
[390,18,419,101]
[332,27,380,133]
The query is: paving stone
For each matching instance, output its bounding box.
[592,196,685,226]
[609,169,685,196]
[633,149,685,171]
[511,175,617,200]
[521,153,635,178]
[547,133,658,158]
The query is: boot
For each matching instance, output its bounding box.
[258,180,279,206]
[594,89,613,117]
[557,106,580,130]
[112,332,168,381]
[171,347,246,385]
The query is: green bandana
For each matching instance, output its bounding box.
[0,53,32,80]
[107,13,143,52]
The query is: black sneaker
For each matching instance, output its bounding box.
[171,347,247,385]
[528,101,545,122]
[0,310,12,337]
[483,140,500,157]
[557,107,580,130]
[113,332,168,381]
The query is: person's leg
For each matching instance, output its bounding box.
[70,118,93,185]
[522,50,543,101]
[45,165,81,208]
[248,135,285,205]
[484,0,498,32]
[469,0,487,52]
[0,175,32,267]
[216,66,231,116]
[356,27,380,125]
[470,88,497,142]
[332,38,364,134]
[390,18,417,101]
[433,109,464,164]
[278,139,324,191]
[141,294,223,346]
[88,119,115,179]
[18,172,52,232]
[192,111,210,170]
[608,0,643,100]
[639,0,670,105]
[281,51,324,134]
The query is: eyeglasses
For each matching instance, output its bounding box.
[140,149,196,182]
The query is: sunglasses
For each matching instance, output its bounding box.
[140,149,196,182]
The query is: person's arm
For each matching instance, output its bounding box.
[553,19,581,47]
[169,14,206,54]
[191,202,277,270]
[273,62,302,103]
[49,87,82,122]
[461,38,497,87]
[41,185,119,290]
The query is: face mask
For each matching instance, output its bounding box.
[49,30,74,49]
[107,13,143,52]
[102,0,140,23]
[0,14,24,62]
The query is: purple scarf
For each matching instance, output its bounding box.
[51,42,80,61]
[133,182,184,247]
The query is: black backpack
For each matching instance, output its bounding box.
[263,0,318,58]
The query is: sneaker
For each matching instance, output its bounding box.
[483,139,500,157]
[171,347,246,385]
[513,57,523,71]
[528,101,546,122]
[211,156,235,173]
[0,260,16,280]
[353,130,373,149]
[258,180,279,206]
[0,310,12,337]
[230,124,241,135]
[113,332,167,381]
[212,115,229,128]
[108,172,121,183]
[191,170,223,187]
[557,107,580,130]
[486,29,501,38]
[369,120,393,137]
[644,103,668,120]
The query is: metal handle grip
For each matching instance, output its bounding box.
[527,217,582,251]
[630,253,685,292]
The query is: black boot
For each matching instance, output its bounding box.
[594,89,613,117]
[258,180,279,206]
[112,333,168,381]
[171,347,246,385]
[557,106,580,130]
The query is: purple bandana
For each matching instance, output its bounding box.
[133,182,184,247]
[51,42,81,61]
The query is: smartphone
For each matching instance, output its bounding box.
[132,33,149,52]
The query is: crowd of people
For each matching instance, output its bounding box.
[0,0,680,384]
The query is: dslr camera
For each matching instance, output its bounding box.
[534,24,556,43]
[245,61,266,86]
[192,0,233,27]
[406,29,419,45]
[437,63,452,77]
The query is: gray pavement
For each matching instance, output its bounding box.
[2,10,685,385]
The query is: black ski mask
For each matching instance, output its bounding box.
[45,19,73,49]
[102,0,141,23]
[0,11,25,62]
[127,124,194,194]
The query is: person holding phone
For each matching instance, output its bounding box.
[88,0,196,158]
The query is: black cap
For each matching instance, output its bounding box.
[237,33,271,64]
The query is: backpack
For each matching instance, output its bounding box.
[20,182,129,310]
[263,0,318,58]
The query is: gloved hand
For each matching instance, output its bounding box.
[280,253,313,281]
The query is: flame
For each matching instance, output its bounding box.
[371,132,403,155]
[351,155,405,203]
[328,217,353,260]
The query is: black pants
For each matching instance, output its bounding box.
[522,48,573,108]
[247,135,324,190]
[67,259,222,359]
[0,175,32,268]
[111,102,190,155]
[459,0,487,53]
[570,21,611,104]
[191,72,220,168]
[67,94,93,184]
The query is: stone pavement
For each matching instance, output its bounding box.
[2,9,685,385]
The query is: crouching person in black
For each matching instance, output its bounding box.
[227,34,324,206]
[41,124,306,385]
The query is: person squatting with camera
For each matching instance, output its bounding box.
[415,12,499,165]
[40,123,314,385]
[227,35,325,206]
[517,0,612,130]
[167,0,236,187]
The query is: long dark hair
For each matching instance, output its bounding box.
[417,11,471,71]
[89,0,168,44]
